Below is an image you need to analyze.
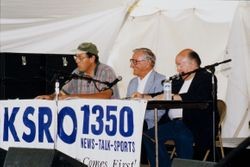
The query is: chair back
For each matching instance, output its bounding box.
[199,99,227,161]
[217,99,227,128]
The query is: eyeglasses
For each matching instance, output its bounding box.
[130,59,146,65]
[74,55,88,61]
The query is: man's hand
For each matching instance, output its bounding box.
[131,92,144,99]
[35,95,54,100]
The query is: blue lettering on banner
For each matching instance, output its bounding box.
[3,106,54,143]
[106,106,117,136]
[113,140,135,152]
[119,107,133,137]
[22,106,36,142]
[81,138,95,149]
[38,107,53,143]
[98,139,110,150]
[3,107,20,141]
[91,105,104,135]
[2,103,136,147]
[58,106,77,144]
[80,138,135,153]
[81,105,134,137]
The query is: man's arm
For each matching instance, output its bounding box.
[35,88,113,100]
[59,89,113,100]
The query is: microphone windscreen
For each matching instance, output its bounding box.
[117,76,122,81]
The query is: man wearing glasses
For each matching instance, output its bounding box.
[36,42,120,100]
[126,48,166,164]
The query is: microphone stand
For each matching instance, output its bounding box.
[54,78,60,148]
[69,74,111,91]
[70,74,110,86]
[209,66,217,162]
[170,59,231,162]
[65,74,121,92]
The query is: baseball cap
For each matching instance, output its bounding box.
[77,42,98,55]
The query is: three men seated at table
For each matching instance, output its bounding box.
[37,42,218,167]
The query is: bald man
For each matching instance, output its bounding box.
[142,49,219,167]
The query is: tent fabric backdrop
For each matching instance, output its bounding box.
[1,0,250,137]
[0,0,133,62]
[223,3,250,138]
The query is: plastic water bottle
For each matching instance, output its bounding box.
[163,79,172,100]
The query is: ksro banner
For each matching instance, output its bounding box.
[0,99,147,167]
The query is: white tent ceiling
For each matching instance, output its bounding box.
[0,0,131,62]
[1,0,249,137]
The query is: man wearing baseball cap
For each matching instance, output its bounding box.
[36,42,120,100]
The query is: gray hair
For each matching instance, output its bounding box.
[133,48,156,67]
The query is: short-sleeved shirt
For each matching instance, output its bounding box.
[61,63,120,99]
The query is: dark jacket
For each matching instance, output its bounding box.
[172,69,219,151]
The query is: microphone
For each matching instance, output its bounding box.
[161,73,182,84]
[169,73,182,80]
[107,76,122,88]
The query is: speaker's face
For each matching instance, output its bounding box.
[74,53,95,75]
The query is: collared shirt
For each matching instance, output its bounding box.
[168,78,193,120]
[61,63,120,99]
[137,70,153,93]
[136,70,165,129]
